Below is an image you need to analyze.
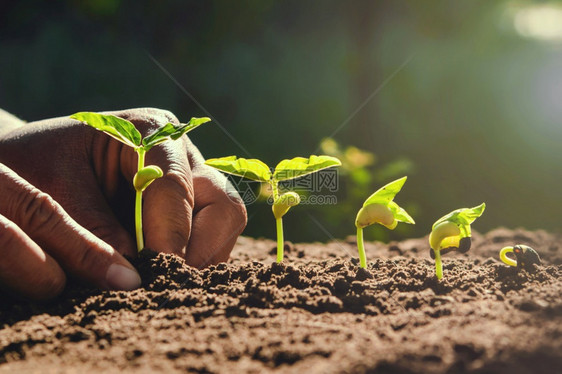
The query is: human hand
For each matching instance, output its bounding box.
[0,108,247,295]
[0,163,141,300]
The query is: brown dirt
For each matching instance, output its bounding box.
[1,227,561,373]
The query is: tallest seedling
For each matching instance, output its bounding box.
[205,155,341,262]
[71,112,210,252]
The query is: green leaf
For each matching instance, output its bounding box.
[273,155,341,181]
[141,123,176,150]
[356,177,414,229]
[362,176,408,207]
[387,201,415,224]
[71,112,141,148]
[142,117,211,151]
[183,116,212,133]
[432,203,486,237]
[205,156,271,182]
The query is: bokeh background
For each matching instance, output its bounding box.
[1,0,561,243]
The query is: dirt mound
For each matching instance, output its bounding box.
[1,228,561,373]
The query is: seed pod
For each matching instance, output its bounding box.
[429,221,460,251]
[513,244,541,270]
[355,203,396,229]
[430,236,472,259]
[133,165,164,192]
[458,237,472,253]
[272,192,301,219]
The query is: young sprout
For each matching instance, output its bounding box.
[429,203,486,280]
[500,244,541,271]
[70,112,210,252]
[354,176,415,268]
[205,155,341,263]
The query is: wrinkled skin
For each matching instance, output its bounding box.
[0,108,247,300]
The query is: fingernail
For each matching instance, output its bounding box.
[106,263,141,290]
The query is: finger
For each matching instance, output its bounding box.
[0,164,141,292]
[142,141,194,256]
[0,214,66,300]
[0,121,137,258]
[0,108,25,134]
[66,133,137,257]
[63,191,137,258]
[185,166,247,268]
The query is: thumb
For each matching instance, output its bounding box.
[0,164,141,291]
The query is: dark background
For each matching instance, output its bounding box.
[1,0,561,243]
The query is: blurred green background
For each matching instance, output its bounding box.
[1,0,561,242]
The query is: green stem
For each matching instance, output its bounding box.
[357,226,366,268]
[434,249,443,280]
[271,180,279,200]
[135,148,146,252]
[276,217,284,263]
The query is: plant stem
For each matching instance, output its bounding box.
[271,180,279,200]
[276,217,284,263]
[135,148,146,252]
[271,180,284,263]
[500,246,517,267]
[434,249,443,280]
[357,226,366,268]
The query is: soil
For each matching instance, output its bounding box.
[1,227,561,373]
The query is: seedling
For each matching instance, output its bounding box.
[70,112,210,252]
[500,244,541,271]
[205,155,341,262]
[429,203,485,279]
[354,176,415,268]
